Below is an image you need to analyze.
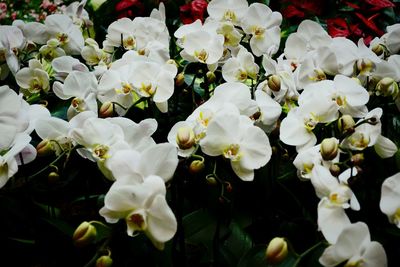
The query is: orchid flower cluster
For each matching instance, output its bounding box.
[1,0,400,266]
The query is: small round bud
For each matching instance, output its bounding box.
[36,139,54,157]
[338,115,355,134]
[320,138,339,161]
[265,237,288,265]
[96,255,113,267]
[329,164,341,177]
[47,38,60,48]
[376,77,399,98]
[372,44,384,56]
[48,172,60,183]
[99,102,114,118]
[175,72,185,87]
[206,71,216,83]
[351,153,364,166]
[267,74,281,92]
[72,221,97,247]
[206,176,217,186]
[176,127,195,150]
[189,160,205,174]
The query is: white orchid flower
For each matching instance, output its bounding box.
[299,75,369,118]
[319,222,387,267]
[51,56,88,82]
[15,59,50,94]
[284,20,332,63]
[240,3,282,57]
[53,70,98,119]
[380,172,400,227]
[0,25,25,76]
[222,46,259,83]
[207,0,248,24]
[200,111,272,181]
[0,133,32,188]
[44,14,84,55]
[381,23,400,55]
[99,175,177,250]
[253,89,281,133]
[280,99,338,150]
[106,143,178,183]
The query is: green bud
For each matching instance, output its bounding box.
[36,139,54,157]
[376,77,399,98]
[189,160,205,174]
[338,115,355,134]
[175,72,185,87]
[72,221,97,247]
[265,237,288,265]
[96,255,113,267]
[99,102,114,118]
[206,71,216,83]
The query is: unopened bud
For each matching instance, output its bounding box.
[206,175,217,186]
[320,138,339,161]
[329,164,341,177]
[175,72,185,87]
[176,127,195,150]
[189,160,205,174]
[376,77,399,98]
[265,237,288,265]
[372,44,384,56]
[47,38,60,48]
[267,75,281,92]
[351,153,364,166]
[72,221,97,247]
[48,171,60,183]
[338,115,355,134]
[206,71,216,83]
[36,139,54,157]
[96,255,113,267]
[99,102,114,118]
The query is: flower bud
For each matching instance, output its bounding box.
[265,237,288,265]
[267,74,281,92]
[96,255,113,267]
[376,77,399,98]
[175,72,185,87]
[372,44,384,56]
[36,139,54,157]
[351,153,364,166]
[99,102,114,118]
[166,59,178,67]
[206,175,217,186]
[338,115,355,134]
[176,127,195,150]
[189,160,205,174]
[206,71,216,83]
[329,164,341,177]
[47,38,60,48]
[48,171,60,183]
[320,138,339,161]
[72,221,97,247]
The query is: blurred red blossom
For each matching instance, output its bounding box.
[115,0,145,19]
[180,0,208,24]
[281,0,323,19]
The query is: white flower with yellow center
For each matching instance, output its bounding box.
[44,14,84,55]
[200,111,271,181]
[207,0,249,25]
[240,3,282,57]
[99,174,177,250]
[0,25,25,76]
[380,172,400,228]
[15,59,50,94]
[222,46,259,83]
[319,222,387,267]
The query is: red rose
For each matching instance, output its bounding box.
[115,0,145,19]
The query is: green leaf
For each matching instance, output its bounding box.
[8,237,36,245]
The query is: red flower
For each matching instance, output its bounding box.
[282,0,322,19]
[327,18,350,38]
[180,0,208,24]
[363,0,395,10]
[115,0,145,19]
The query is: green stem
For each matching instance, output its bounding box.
[293,241,324,267]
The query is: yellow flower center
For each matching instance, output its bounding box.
[92,144,109,160]
[194,49,209,63]
[56,33,69,44]
[223,144,241,161]
[223,10,237,22]
[123,35,136,50]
